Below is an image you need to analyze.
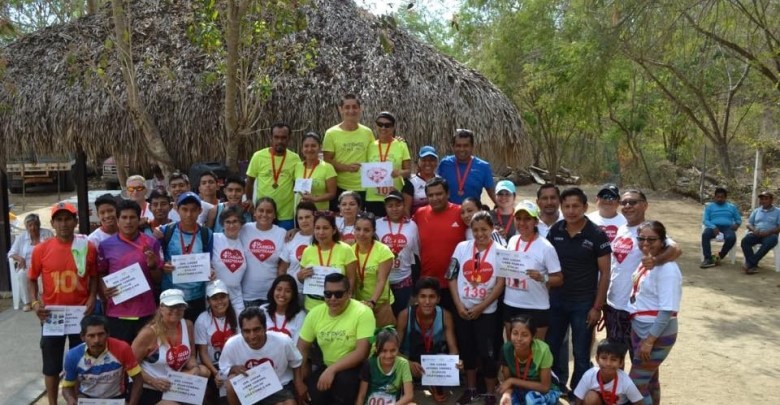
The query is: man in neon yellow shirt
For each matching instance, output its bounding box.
[246,122,301,230]
[323,94,375,210]
[296,273,375,405]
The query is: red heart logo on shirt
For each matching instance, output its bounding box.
[462,260,494,284]
[166,344,190,371]
[612,236,633,264]
[601,225,619,242]
[245,357,275,369]
[295,244,306,261]
[342,233,355,244]
[220,249,245,272]
[249,239,276,262]
[381,233,408,255]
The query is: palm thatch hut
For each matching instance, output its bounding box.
[0,0,525,170]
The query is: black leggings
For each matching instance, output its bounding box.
[454,311,499,378]
[307,365,361,405]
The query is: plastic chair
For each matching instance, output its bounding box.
[8,258,20,310]
[700,226,737,264]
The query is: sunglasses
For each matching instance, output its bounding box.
[356,211,376,221]
[376,122,394,128]
[636,236,660,243]
[619,199,643,207]
[127,186,146,192]
[323,290,347,299]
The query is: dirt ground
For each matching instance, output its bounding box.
[15,183,780,404]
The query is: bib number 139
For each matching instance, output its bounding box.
[463,285,487,299]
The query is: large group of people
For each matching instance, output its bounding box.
[13,94,692,405]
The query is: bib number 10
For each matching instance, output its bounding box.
[51,271,79,294]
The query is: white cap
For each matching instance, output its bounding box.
[160,289,187,307]
[206,280,229,298]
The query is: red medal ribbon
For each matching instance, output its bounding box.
[378,141,393,162]
[496,212,513,237]
[630,263,650,303]
[514,348,534,381]
[303,160,319,179]
[514,233,536,253]
[472,241,493,272]
[270,150,287,188]
[317,244,334,267]
[455,157,474,195]
[415,306,434,353]
[268,313,291,337]
[118,233,149,253]
[178,224,198,254]
[356,242,375,281]
[597,370,619,405]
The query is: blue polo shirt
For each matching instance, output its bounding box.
[437,155,494,204]
[748,205,780,233]
[547,218,611,302]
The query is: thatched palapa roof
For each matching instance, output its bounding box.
[0,0,525,169]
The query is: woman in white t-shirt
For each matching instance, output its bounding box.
[503,200,563,340]
[336,191,362,245]
[376,191,419,315]
[195,280,238,402]
[447,211,506,404]
[212,205,248,314]
[240,197,288,308]
[629,220,682,405]
[260,274,306,344]
[278,202,316,301]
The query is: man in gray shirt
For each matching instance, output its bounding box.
[740,191,780,274]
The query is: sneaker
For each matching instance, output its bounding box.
[431,387,448,403]
[700,258,716,268]
[483,394,497,405]
[455,388,478,405]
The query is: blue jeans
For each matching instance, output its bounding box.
[277,219,295,231]
[701,225,736,259]
[545,298,593,391]
[741,232,778,268]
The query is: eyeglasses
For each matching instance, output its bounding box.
[223,219,242,226]
[323,290,347,299]
[127,186,146,192]
[636,236,660,243]
[619,199,643,207]
[376,122,394,128]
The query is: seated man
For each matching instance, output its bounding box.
[220,307,302,405]
[296,273,375,405]
[61,315,142,405]
[740,191,780,274]
[700,187,741,268]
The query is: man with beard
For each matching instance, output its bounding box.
[246,122,302,230]
[536,183,564,238]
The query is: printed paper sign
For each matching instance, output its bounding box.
[103,263,151,305]
[361,162,394,188]
[294,178,313,193]
[302,266,340,296]
[161,371,208,404]
[230,362,283,405]
[494,249,528,279]
[43,306,86,336]
[171,253,211,284]
[78,399,124,405]
[420,355,460,386]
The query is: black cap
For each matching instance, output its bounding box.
[758,191,774,198]
[383,190,404,202]
[376,111,396,125]
[597,184,620,200]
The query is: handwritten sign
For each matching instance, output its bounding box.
[43,306,86,336]
[78,399,124,405]
[103,263,151,305]
[302,266,340,296]
[171,253,211,284]
[230,362,284,405]
[294,178,313,193]
[420,355,460,386]
[361,162,394,188]
[494,249,528,279]
[161,371,208,404]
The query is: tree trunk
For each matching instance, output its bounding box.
[714,139,734,179]
[110,0,175,176]
[224,0,241,172]
[87,0,98,14]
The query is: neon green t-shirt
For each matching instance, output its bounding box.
[300,241,357,310]
[353,241,396,304]
[299,299,376,366]
[293,160,337,211]
[322,124,375,191]
[246,148,301,221]
[365,140,412,202]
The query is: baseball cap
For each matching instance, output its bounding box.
[206,280,229,298]
[495,180,516,194]
[176,191,201,206]
[384,190,404,202]
[159,289,188,307]
[376,111,396,124]
[514,200,539,219]
[758,191,774,198]
[418,146,438,159]
[597,184,620,200]
[51,202,77,217]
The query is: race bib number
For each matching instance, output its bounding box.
[463,285,487,299]
[507,277,528,291]
[367,392,395,405]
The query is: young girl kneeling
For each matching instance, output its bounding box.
[499,316,561,405]
[356,328,416,405]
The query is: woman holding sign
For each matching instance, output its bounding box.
[195,280,238,404]
[294,132,338,211]
[503,201,563,340]
[364,112,411,217]
[447,211,506,405]
[133,289,210,404]
[298,212,357,311]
